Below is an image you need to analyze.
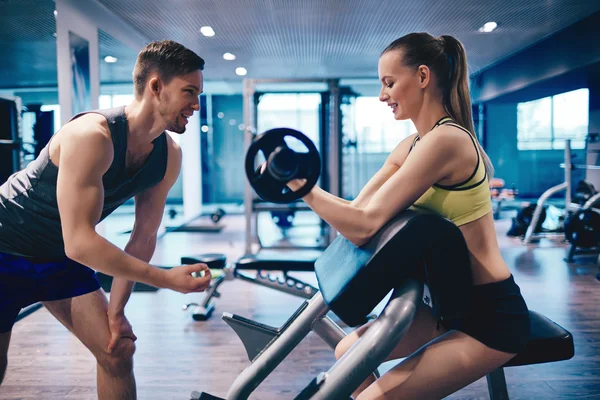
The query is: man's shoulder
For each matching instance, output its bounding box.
[64,112,112,139]
[164,133,182,158]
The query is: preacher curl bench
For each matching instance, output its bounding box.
[192,210,574,400]
[181,249,322,320]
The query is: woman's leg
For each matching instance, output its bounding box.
[356,330,515,400]
[334,301,447,398]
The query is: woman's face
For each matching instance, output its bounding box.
[378,50,426,121]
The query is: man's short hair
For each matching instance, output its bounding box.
[133,40,205,97]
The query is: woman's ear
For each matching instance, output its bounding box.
[417,65,431,88]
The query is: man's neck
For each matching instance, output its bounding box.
[124,99,166,148]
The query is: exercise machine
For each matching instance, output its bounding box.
[489,178,518,219]
[192,210,575,400]
[242,78,342,252]
[182,127,327,320]
[0,97,22,183]
[523,136,600,245]
[522,136,600,265]
[180,79,343,320]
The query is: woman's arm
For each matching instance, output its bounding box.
[350,133,416,208]
[295,128,460,246]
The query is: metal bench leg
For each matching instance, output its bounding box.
[226,293,330,400]
[486,368,509,400]
[300,280,422,400]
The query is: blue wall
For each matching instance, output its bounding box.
[474,12,600,198]
[483,71,591,198]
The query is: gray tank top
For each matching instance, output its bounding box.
[0,106,168,259]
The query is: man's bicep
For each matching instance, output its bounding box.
[56,130,113,249]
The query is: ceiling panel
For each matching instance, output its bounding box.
[0,0,57,88]
[98,29,138,84]
[1,0,599,89]
[97,0,600,80]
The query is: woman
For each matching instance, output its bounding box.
[286,33,530,399]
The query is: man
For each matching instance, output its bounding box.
[0,40,211,399]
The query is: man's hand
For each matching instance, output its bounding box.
[107,311,137,353]
[162,264,212,294]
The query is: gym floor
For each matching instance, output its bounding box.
[1,210,599,400]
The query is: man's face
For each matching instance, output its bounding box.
[156,69,203,133]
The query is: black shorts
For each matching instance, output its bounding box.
[441,274,530,354]
[0,252,101,332]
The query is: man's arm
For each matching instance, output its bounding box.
[56,117,201,291]
[108,136,182,315]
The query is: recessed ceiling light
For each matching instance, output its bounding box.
[54,10,57,18]
[478,21,498,33]
[235,67,247,76]
[223,52,236,61]
[200,26,215,37]
[104,56,118,63]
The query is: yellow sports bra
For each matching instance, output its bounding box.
[410,117,492,226]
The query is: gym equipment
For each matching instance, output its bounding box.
[0,97,22,183]
[270,209,295,230]
[523,140,572,244]
[245,127,321,204]
[564,209,600,249]
[507,203,547,237]
[523,135,600,264]
[192,210,574,400]
[563,196,600,261]
[161,208,228,235]
[572,180,597,205]
[24,103,54,158]
[181,251,321,321]
[524,137,600,244]
[489,178,518,219]
[211,208,226,223]
[181,123,328,321]
[167,208,226,224]
[243,78,342,254]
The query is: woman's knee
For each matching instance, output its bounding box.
[335,333,359,360]
[96,339,136,376]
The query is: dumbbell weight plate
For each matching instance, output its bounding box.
[245,128,321,203]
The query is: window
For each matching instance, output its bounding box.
[517,88,589,150]
[354,97,415,153]
[40,104,61,134]
[99,95,112,109]
[257,93,321,150]
[553,89,589,150]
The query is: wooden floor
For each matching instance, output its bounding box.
[1,211,600,399]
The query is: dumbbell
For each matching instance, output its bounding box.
[245,128,321,204]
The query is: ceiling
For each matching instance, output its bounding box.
[0,0,57,88]
[97,0,600,81]
[0,0,139,89]
[98,29,137,85]
[1,0,599,88]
